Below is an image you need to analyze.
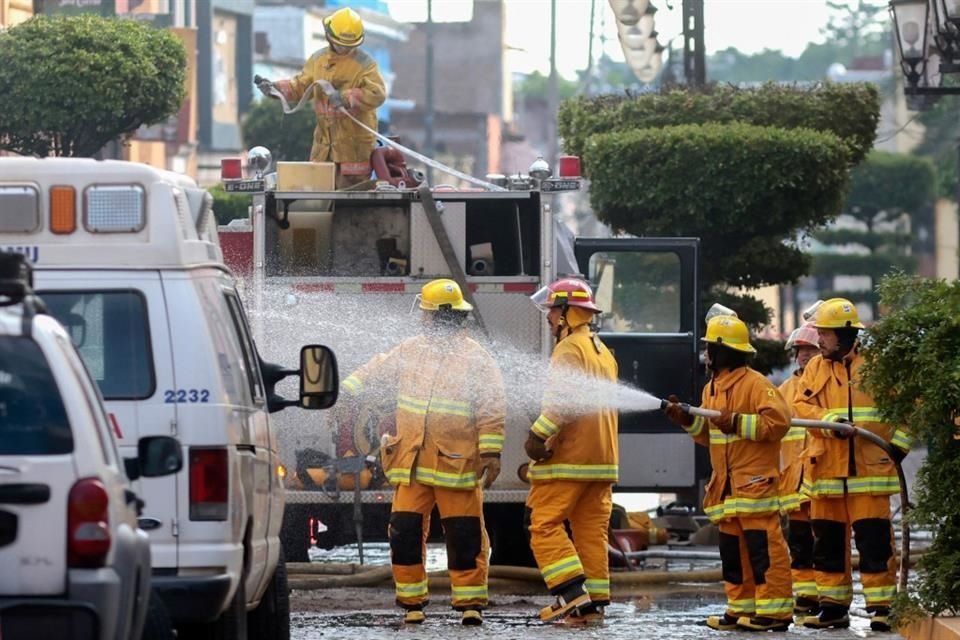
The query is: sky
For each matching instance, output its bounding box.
[388,0,837,80]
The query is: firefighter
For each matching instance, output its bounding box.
[778,323,821,615]
[336,279,505,626]
[524,278,619,623]
[791,298,911,632]
[257,7,386,189]
[664,313,793,632]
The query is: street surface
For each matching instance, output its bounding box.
[289,588,886,639]
[290,544,892,639]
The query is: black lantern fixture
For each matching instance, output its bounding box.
[891,0,930,88]
[932,0,960,70]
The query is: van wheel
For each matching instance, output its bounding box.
[179,573,247,640]
[248,546,290,640]
[141,588,174,640]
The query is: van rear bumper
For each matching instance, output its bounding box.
[151,572,233,624]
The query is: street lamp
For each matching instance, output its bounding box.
[890,0,930,87]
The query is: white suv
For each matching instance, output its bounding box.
[0,252,182,640]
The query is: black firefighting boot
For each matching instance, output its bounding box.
[705,613,740,631]
[869,607,892,632]
[736,615,792,632]
[539,581,591,621]
[798,603,850,629]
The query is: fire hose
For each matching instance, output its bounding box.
[259,79,506,191]
[663,399,911,591]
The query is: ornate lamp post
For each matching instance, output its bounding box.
[891,0,960,94]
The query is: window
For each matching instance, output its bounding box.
[590,251,682,333]
[0,337,72,454]
[41,291,155,400]
[223,293,265,405]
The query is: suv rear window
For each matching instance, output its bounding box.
[0,337,73,454]
[41,291,154,400]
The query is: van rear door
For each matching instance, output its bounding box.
[574,238,706,497]
[37,271,180,566]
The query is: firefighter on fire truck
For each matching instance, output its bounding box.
[256,7,386,189]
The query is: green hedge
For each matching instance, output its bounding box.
[0,15,186,157]
[860,272,960,620]
[584,122,850,290]
[559,82,879,172]
[209,185,250,226]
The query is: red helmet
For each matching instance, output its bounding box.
[531,277,601,312]
[784,323,818,351]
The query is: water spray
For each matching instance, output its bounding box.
[659,398,911,590]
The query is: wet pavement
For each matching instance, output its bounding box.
[289,590,887,639]
[291,542,904,639]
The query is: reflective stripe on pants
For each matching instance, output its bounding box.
[809,492,897,608]
[390,479,489,609]
[718,513,793,620]
[526,480,613,604]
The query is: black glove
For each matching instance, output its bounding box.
[524,433,552,462]
[254,74,273,97]
[890,446,908,465]
[663,394,694,427]
[833,419,856,439]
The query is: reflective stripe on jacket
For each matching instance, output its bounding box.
[778,372,808,512]
[274,47,386,164]
[344,332,505,490]
[528,325,619,482]
[683,367,790,523]
[792,353,910,498]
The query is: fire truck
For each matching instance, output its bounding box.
[218,148,707,564]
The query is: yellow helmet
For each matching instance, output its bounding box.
[813,297,864,329]
[701,315,756,354]
[418,278,473,312]
[324,8,364,47]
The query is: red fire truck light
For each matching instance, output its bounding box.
[558,156,581,178]
[221,158,243,180]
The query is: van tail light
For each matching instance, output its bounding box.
[68,478,111,568]
[49,186,77,234]
[190,448,229,521]
[220,158,243,181]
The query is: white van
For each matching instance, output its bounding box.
[0,158,339,640]
[0,251,183,640]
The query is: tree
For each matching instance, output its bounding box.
[559,83,879,373]
[810,151,935,318]
[0,15,186,157]
[706,1,891,84]
[241,98,316,162]
[860,272,960,621]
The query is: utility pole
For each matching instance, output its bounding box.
[424,0,435,184]
[583,0,596,95]
[547,0,559,172]
[682,0,706,87]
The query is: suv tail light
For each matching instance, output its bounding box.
[68,478,111,568]
[190,448,228,521]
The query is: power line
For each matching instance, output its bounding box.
[874,112,920,144]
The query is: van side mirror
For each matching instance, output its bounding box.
[300,344,339,410]
[125,436,183,480]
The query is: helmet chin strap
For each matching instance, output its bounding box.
[555,308,569,344]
